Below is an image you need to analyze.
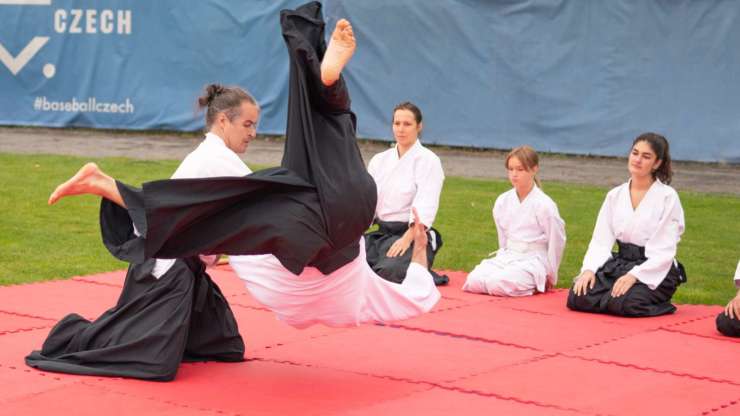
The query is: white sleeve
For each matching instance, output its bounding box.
[735,260,740,288]
[492,198,506,251]
[581,193,616,275]
[537,202,566,286]
[629,192,685,289]
[408,156,445,228]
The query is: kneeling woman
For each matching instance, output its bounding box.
[463,146,566,296]
[568,133,686,317]
[364,102,447,285]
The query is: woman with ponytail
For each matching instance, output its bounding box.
[568,133,687,317]
[463,145,566,297]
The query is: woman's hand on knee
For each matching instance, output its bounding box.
[725,291,740,319]
[386,226,414,257]
[611,273,637,298]
[573,271,595,296]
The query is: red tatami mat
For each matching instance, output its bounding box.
[1,268,739,416]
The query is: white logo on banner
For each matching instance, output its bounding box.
[0,0,132,77]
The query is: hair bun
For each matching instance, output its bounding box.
[198,84,225,108]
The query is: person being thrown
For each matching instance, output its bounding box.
[44,1,440,330]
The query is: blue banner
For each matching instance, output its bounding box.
[1,1,739,162]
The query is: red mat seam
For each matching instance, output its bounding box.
[256,331,344,352]
[698,397,740,415]
[662,313,720,328]
[71,278,123,288]
[229,302,272,313]
[0,309,58,322]
[659,327,740,344]
[248,357,593,415]
[0,325,53,336]
[376,323,543,352]
[560,352,740,387]
[0,362,77,383]
[572,333,643,352]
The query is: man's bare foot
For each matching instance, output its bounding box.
[321,18,355,86]
[48,162,112,205]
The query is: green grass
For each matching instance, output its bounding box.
[1,153,738,305]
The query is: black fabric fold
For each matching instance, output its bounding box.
[567,241,686,317]
[101,1,376,276]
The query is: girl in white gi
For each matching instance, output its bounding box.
[462,146,566,297]
[45,9,440,330]
[716,260,740,337]
[568,133,687,317]
[364,102,448,285]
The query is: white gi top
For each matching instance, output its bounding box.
[151,133,251,277]
[493,185,566,287]
[580,179,685,290]
[367,140,444,228]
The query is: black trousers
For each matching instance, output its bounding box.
[716,312,740,337]
[26,257,244,381]
[364,220,448,285]
[567,241,686,317]
[105,1,376,276]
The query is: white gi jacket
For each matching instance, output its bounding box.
[580,179,685,290]
[463,185,566,295]
[367,140,444,229]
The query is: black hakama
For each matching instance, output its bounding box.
[716,312,740,337]
[364,220,448,285]
[106,2,376,277]
[567,241,686,317]
[25,254,244,381]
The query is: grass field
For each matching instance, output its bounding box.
[1,152,738,305]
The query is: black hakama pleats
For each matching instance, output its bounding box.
[567,241,686,317]
[25,253,244,381]
[364,220,448,285]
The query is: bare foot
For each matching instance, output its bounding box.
[48,162,107,205]
[321,18,356,86]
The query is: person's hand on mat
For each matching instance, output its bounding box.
[410,208,428,268]
[724,290,740,319]
[611,274,637,297]
[386,226,414,257]
[573,270,595,296]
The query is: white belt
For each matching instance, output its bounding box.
[504,240,548,254]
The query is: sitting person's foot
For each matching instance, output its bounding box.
[49,162,106,205]
[321,18,356,86]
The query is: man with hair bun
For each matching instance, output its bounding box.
[26,84,260,380]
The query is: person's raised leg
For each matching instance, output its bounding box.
[48,163,125,207]
[320,18,356,87]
